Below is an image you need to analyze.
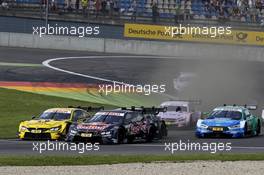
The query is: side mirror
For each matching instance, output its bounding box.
[32,116,36,119]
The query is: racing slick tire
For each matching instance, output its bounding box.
[188,114,198,128]
[161,121,168,137]
[60,126,70,141]
[146,126,155,143]
[244,123,248,137]
[188,115,193,128]
[256,120,261,136]
[117,129,125,144]
[127,136,134,144]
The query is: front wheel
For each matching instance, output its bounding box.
[61,124,71,141]
[243,123,248,137]
[117,130,125,144]
[188,115,194,128]
[161,122,168,137]
[146,127,155,143]
[256,121,261,136]
[127,136,134,144]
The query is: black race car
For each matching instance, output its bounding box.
[66,107,167,144]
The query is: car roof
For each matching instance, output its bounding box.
[44,108,76,113]
[44,108,88,112]
[160,101,189,106]
[97,109,134,113]
[213,106,246,112]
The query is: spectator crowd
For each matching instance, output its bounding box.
[1,0,264,24]
[47,0,264,23]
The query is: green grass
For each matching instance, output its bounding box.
[0,154,264,166]
[0,88,115,139]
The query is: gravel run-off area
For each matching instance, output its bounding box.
[1,161,264,175]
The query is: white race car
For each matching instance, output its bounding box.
[157,101,201,127]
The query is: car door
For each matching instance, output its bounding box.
[130,112,145,135]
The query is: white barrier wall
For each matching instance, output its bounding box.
[0,32,264,61]
[0,32,9,46]
[0,32,105,52]
[104,39,264,61]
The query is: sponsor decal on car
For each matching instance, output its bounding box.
[77,123,110,130]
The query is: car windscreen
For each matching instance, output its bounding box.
[166,106,187,112]
[88,112,124,124]
[39,112,71,120]
[207,110,242,120]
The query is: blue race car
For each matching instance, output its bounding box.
[196,105,262,138]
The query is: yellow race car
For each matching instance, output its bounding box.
[18,106,102,140]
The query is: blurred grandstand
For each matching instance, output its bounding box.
[0,0,264,26]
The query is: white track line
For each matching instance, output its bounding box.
[2,140,264,150]
[232,146,264,149]
[42,55,173,84]
[42,55,177,99]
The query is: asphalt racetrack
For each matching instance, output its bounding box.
[0,46,264,155]
[0,129,264,155]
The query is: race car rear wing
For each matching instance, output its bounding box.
[174,100,201,105]
[223,104,257,110]
[162,100,201,105]
[245,105,257,110]
[68,106,104,112]
[121,106,167,115]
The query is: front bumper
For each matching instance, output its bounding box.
[67,131,117,144]
[18,131,62,140]
[195,127,245,138]
[163,119,188,127]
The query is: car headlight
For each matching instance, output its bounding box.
[70,130,77,134]
[196,119,208,129]
[200,124,208,129]
[198,123,208,129]
[50,126,61,132]
[229,124,240,129]
[101,131,111,135]
[20,126,27,132]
